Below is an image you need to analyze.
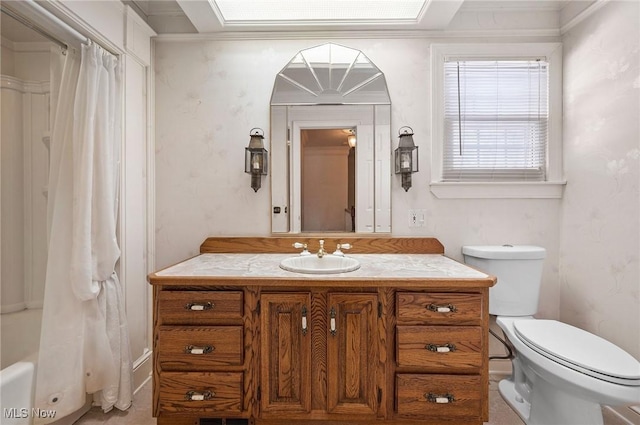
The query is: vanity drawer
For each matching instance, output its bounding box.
[158,326,244,370]
[158,291,244,324]
[396,374,481,419]
[396,292,482,325]
[396,326,482,371]
[158,371,243,414]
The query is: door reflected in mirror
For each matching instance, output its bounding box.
[301,128,356,232]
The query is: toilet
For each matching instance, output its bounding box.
[462,245,640,425]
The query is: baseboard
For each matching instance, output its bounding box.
[603,405,640,425]
[489,358,511,379]
[133,350,152,394]
[488,370,510,381]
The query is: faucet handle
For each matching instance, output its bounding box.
[292,242,310,256]
[333,243,352,256]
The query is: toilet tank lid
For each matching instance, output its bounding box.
[462,245,546,260]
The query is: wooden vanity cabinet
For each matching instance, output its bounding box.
[153,288,251,423]
[395,292,487,422]
[259,292,312,416]
[260,291,380,421]
[150,237,494,425]
[327,293,379,417]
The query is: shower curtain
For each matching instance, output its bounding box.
[35,43,133,424]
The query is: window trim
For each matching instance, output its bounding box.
[430,43,566,199]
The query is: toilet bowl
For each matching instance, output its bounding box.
[462,245,640,425]
[497,316,640,425]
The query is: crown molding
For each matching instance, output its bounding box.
[154,28,560,42]
[560,0,610,34]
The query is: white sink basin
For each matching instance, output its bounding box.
[280,255,360,274]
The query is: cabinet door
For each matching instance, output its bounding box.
[327,293,378,416]
[260,293,312,416]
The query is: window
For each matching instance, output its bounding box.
[431,44,565,198]
[444,59,548,181]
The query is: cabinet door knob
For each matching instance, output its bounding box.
[425,343,456,353]
[185,390,214,401]
[426,303,457,313]
[185,302,214,311]
[424,393,455,404]
[185,345,214,355]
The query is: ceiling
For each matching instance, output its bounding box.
[0,0,597,44]
[125,0,596,34]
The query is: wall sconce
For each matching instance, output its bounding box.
[394,126,418,192]
[347,129,356,148]
[245,128,268,192]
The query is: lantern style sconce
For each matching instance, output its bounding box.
[394,126,419,192]
[245,128,268,192]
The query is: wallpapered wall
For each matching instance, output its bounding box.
[155,3,640,360]
[155,36,562,322]
[561,0,639,359]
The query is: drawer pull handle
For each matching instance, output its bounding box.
[185,345,214,355]
[426,303,457,313]
[301,305,308,336]
[426,343,456,353]
[330,307,337,336]
[185,390,214,401]
[185,302,214,311]
[425,393,455,404]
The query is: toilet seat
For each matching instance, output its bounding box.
[514,320,640,386]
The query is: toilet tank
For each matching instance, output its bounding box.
[462,245,546,316]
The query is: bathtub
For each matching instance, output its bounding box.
[0,310,91,424]
[0,354,37,425]
[0,308,41,424]
[0,354,92,425]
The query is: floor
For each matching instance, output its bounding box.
[73,376,633,425]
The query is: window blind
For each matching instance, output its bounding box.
[443,59,548,182]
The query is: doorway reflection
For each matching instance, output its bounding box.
[301,128,356,232]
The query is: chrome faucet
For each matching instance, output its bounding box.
[317,240,327,258]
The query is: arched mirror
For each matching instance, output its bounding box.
[270,43,391,234]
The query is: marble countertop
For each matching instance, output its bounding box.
[152,253,489,280]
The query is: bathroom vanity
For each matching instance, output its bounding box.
[149,237,496,425]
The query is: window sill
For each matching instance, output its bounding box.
[429,181,566,199]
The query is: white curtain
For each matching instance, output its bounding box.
[35,43,133,424]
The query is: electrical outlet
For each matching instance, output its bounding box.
[408,209,426,228]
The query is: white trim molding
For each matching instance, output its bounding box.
[154,28,561,42]
[430,42,566,199]
[430,181,566,199]
[561,0,611,35]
